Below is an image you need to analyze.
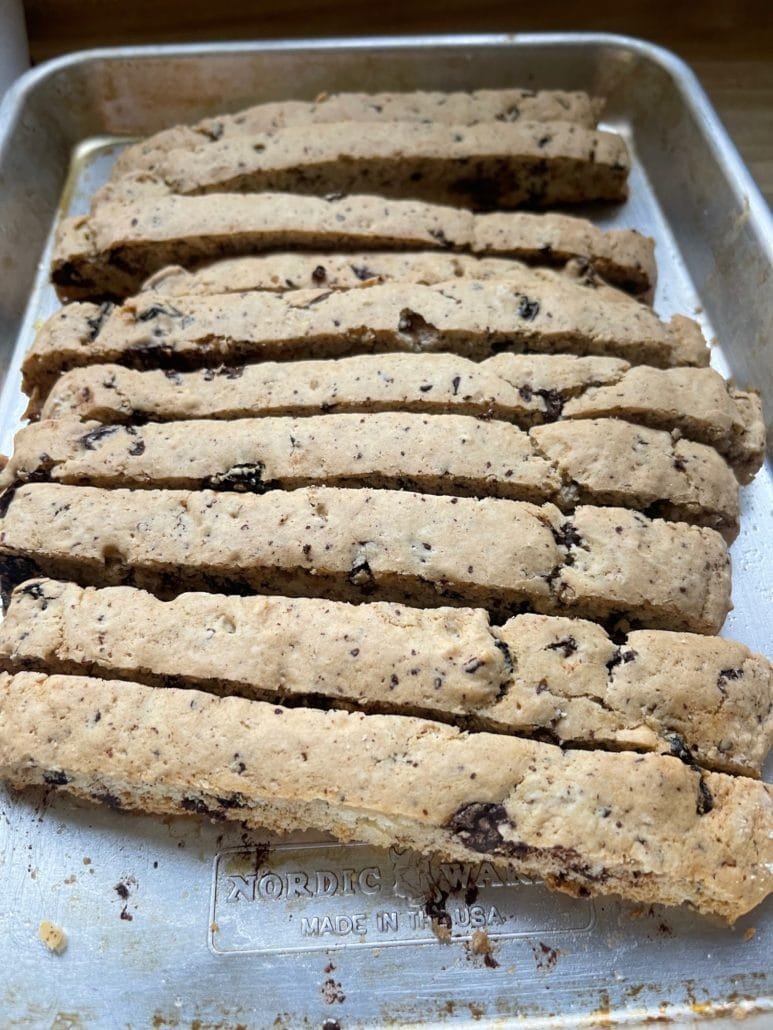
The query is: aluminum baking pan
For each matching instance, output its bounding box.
[0,33,770,1028]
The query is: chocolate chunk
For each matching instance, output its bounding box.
[85,302,114,341]
[517,296,540,321]
[535,388,564,420]
[137,303,185,322]
[697,777,714,815]
[204,462,268,493]
[19,580,50,610]
[552,521,583,549]
[311,265,327,284]
[546,636,577,658]
[43,769,70,786]
[398,309,437,337]
[351,264,377,281]
[494,637,514,673]
[95,791,122,809]
[606,646,638,673]
[181,796,213,815]
[81,425,121,450]
[668,734,696,766]
[349,558,375,589]
[447,801,510,853]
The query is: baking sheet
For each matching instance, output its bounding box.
[0,34,770,1027]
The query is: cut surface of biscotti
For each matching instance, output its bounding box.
[0,671,770,921]
[0,484,731,633]
[39,354,763,483]
[140,251,630,303]
[114,89,606,175]
[100,120,629,210]
[50,194,656,301]
[23,281,706,401]
[0,414,740,539]
[2,580,768,776]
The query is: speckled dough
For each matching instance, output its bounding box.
[0,671,770,921]
[0,414,740,539]
[50,194,656,301]
[23,280,706,400]
[0,484,731,632]
[140,251,629,303]
[38,354,763,483]
[100,120,629,210]
[114,89,606,175]
[1,580,768,775]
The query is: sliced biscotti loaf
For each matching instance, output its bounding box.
[114,89,606,175]
[100,121,629,210]
[0,415,740,539]
[23,281,706,401]
[140,251,628,302]
[2,581,768,776]
[0,671,770,920]
[0,484,731,633]
[50,194,656,301]
[39,355,763,483]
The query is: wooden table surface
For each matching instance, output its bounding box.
[23,0,773,203]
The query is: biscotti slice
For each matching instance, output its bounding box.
[23,282,706,401]
[37,353,628,424]
[51,194,656,301]
[103,121,629,210]
[39,355,762,483]
[559,364,766,485]
[0,414,740,539]
[1,671,770,921]
[140,251,629,303]
[3,580,768,776]
[0,484,731,633]
[114,89,606,175]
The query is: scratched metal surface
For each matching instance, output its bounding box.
[0,35,771,1028]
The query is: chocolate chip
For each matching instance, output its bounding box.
[429,227,452,249]
[95,791,122,809]
[696,777,714,815]
[451,375,461,395]
[546,636,577,658]
[398,309,437,338]
[181,796,213,815]
[446,802,511,854]
[494,637,514,673]
[517,296,540,321]
[204,462,268,493]
[81,425,120,450]
[43,770,70,786]
[351,264,377,281]
[311,265,326,284]
[535,388,564,420]
[552,522,583,549]
[668,734,695,765]
[717,668,743,689]
[85,301,114,341]
[349,558,374,588]
[605,646,638,673]
[19,581,50,609]
[137,303,184,322]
